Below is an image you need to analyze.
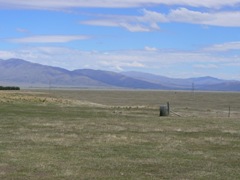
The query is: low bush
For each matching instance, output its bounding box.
[0,86,20,90]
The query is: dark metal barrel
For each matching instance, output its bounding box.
[159,103,170,116]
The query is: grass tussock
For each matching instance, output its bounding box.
[0,90,240,179]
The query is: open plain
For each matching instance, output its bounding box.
[0,90,240,179]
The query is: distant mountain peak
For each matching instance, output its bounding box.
[6,58,29,64]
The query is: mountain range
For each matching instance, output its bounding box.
[0,58,239,91]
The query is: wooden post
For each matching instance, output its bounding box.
[167,102,170,115]
[228,106,231,118]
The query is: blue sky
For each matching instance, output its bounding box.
[0,0,240,80]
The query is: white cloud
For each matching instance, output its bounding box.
[81,10,163,32]
[194,64,219,69]
[81,8,240,32]
[0,0,240,9]
[0,51,15,59]
[168,8,240,27]
[203,42,240,52]
[16,28,30,33]
[81,9,167,32]
[119,22,154,32]
[141,9,168,23]
[1,1,240,32]
[0,46,235,68]
[8,35,91,43]
[101,60,145,71]
[144,46,158,51]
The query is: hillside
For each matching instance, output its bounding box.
[0,58,239,91]
[122,71,239,91]
[0,59,108,87]
[0,59,165,89]
[73,69,166,89]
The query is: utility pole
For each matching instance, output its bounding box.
[192,82,195,100]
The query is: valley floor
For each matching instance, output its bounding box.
[0,90,240,179]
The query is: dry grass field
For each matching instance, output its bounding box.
[0,89,240,179]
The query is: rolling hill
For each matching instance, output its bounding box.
[0,58,239,91]
[121,71,239,91]
[0,58,107,87]
[0,59,166,89]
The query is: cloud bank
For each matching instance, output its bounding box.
[8,35,90,43]
[1,1,240,32]
[81,8,240,32]
[0,0,240,9]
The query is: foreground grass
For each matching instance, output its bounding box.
[0,90,240,179]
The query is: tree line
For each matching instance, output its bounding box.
[0,86,20,90]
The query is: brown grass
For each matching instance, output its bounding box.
[0,89,240,179]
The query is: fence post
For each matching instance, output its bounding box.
[167,102,170,115]
[228,105,231,118]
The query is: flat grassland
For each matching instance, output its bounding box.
[0,90,240,179]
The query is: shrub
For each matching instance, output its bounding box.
[0,86,20,90]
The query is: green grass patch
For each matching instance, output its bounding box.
[0,90,240,179]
